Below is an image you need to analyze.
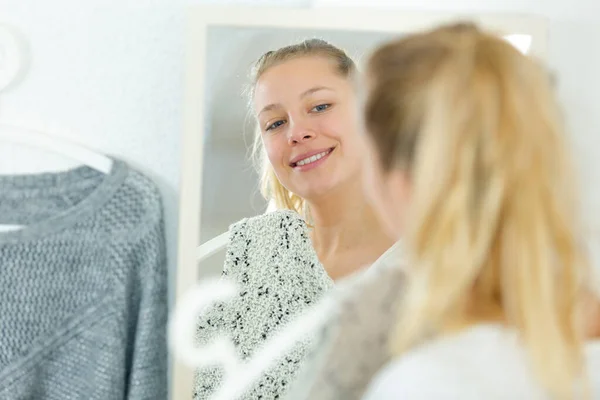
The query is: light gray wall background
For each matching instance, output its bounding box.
[1,0,599,302]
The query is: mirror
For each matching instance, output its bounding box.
[199,26,396,280]
[175,5,548,398]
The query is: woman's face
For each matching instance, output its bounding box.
[253,56,362,202]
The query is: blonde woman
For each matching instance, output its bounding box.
[289,22,600,400]
[193,39,399,399]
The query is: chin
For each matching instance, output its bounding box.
[292,174,354,202]
[296,184,336,203]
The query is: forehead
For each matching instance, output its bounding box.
[253,56,350,111]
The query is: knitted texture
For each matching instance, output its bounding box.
[286,247,406,400]
[0,159,168,400]
[194,210,334,400]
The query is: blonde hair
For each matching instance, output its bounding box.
[248,39,356,218]
[364,23,591,398]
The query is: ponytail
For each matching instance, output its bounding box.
[365,23,591,399]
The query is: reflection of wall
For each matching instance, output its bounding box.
[200,138,264,237]
[199,26,396,278]
[199,137,266,277]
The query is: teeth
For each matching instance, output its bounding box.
[296,150,330,166]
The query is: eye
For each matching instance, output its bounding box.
[266,120,286,131]
[311,104,331,113]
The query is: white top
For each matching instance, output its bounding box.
[363,324,600,399]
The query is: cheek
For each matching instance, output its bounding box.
[321,107,359,145]
[263,135,288,170]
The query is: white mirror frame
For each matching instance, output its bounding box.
[175,5,548,399]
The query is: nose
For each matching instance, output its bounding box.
[287,120,316,145]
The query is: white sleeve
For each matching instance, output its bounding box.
[361,354,481,400]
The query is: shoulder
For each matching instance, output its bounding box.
[363,350,463,399]
[98,160,164,242]
[226,209,309,255]
[121,163,163,219]
[291,260,407,398]
[363,333,481,399]
[329,244,408,335]
[229,209,305,236]
[223,209,323,281]
[364,326,530,399]
[336,250,406,305]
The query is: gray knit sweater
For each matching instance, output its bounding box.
[0,159,168,400]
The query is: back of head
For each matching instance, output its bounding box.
[364,23,591,399]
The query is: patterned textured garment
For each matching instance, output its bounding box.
[286,247,407,400]
[193,210,335,399]
[0,159,168,400]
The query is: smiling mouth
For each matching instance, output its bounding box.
[291,147,335,168]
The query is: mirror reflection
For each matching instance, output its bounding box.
[198,26,396,280]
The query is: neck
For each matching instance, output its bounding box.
[307,180,386,258]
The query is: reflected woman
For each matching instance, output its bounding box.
[193,39,399,399]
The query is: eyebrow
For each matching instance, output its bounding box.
[258,86,335,116]
[300,86,334,98]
